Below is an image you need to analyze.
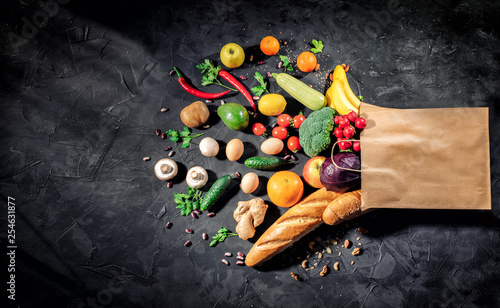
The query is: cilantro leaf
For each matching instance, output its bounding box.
[163,127,204,148]
[180,137,192,148]
[196,59,236,91]
[250,71,270,96]
[173,188,204,216]
[279,55,293,73]
[209,227,237,247]
[310,39,324,54]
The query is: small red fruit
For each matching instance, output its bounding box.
[252,123,267,136]
[355,117,367,129]
[272,126,288,140]
[292,114,306,128]
[277,114,291,128]
[343,126,355,139]
[352,141,361,152]
[347,110,358,122]
[338,138,352,151]
[287,136,301,153]
[334,127,344,138]
[338,117,350,128]
[334,115,342,125]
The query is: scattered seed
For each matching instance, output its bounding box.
[301,260,309,268]
[326,247,333,254]
[221,259,229,266]
[282,40,288,45]
[155,129,161,136]
[143,157,151,161]
[344,239,351,249]
[352,248,362,256]
[239,75,247,80]
[351,261,355,265]
[220,100,226,105]
[338,252,342,256]
[160,107,169,112]
[164,146,172,151]
[194,209,202,215]
[308,84,313,88]
[309,241,315,250]
[202,125,210,129]
[314,64,320,72]
[267,72,272,78]
[284,155,291,160]
[202,233,208,240]
[236,255,245,261]
[234,172,241,178]
[166,222,173,229]
[167,181,173,188]
[277,61,283,69]
[333,262,340,271]
[169,69,175,75]
[184,241,192,247]
[237,252,245,258]
[318,252,323,259]
[249,55,254,62]
[252,96,260,100]
[185,228,193,234]
[207,212,215,217]
[290,155,298,161]
[320,265,329,276]
[236,260,245,266]
[290,272,302,281]
[225,252,233,257]
[161,132,166,139]
[168,151,175,157]
[191,212,198,219]
[257,61,265,65]
[205,99,213,103]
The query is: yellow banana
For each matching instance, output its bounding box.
[325,79,358,115]
[332,65,361,109]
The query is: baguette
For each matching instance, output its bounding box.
[322,189,362,225]
[245,187,341,267]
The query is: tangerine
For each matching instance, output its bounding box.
[260,36,280,56]
[297,51,317,73]
[267,171,304,208]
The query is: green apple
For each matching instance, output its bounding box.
[220,43,245,68]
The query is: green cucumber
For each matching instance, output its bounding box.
[200,174,232,211]
[244,156,293,170]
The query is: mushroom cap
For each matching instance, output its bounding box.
[154,158,178,181]
[186,166,208,188]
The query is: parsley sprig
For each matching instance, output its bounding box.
[210,227,237,247]
[174,187,204,216]
[196,59,236,91]
[279,55,293,72]
[250,72,270,96]
[310,39,324,54]
[165,127,204,148]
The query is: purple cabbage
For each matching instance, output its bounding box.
[319,153,361,193]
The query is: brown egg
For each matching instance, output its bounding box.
[226,138,244,161]
[240,172,259,194]
[260,137,284,155]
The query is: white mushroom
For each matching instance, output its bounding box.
[186,166,208,189]
[154,158,178,181]
[199,137,219,157]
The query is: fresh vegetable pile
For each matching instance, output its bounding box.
[152,36,370,268]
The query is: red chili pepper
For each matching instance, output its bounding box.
[173,67,230,99]
[218,69,257,114]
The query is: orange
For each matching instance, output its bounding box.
[297,51,317,73]
[267,171,304,208]
[260,36,280,56]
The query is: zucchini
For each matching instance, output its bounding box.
[244,156,293,170]
[273,73,327,111]
[200,174,232,211]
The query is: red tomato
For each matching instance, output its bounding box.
[277,114,291,128]
[292,115,306,129]
[343,126,355,139]
[355,117,367,129]
[338,117,350,128]
[272,126,288,140]
[352,141,361,152]
[338,138,352,151]
[334,115,342,125]
[287,136,301,153]
[334,127,344,138]
[347,111,358,123]
[252,123,267,136]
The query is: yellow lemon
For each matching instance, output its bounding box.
[258,94,287,116]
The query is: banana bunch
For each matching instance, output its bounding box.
[325,65,362,115]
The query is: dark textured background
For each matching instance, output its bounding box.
[1,0,499,307]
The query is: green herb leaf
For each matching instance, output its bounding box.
[209,227,237,247]
[180,137,192,148]
[173,187,204,216]
[251,72,269,96]
[310,39,324,54]
[279,55,293,73]
[196,59,236,91]
[163,127,204,148]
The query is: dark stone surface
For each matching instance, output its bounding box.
[1,0,499,307]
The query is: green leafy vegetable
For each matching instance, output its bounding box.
[310,39,324,54]
[173,187,204,216]
[209,227,237,247]
[165,127,204,148]
[250,72,270,96]
[196,59,236,91]
[357,95,364,101]
[279,55,293,72]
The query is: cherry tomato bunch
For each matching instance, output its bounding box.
[252,113,306,154]
[333,111,367,152]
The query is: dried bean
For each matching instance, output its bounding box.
[236,261,245,266]
[239,75,247,80]
[167,181,173,188]
[161,132,166,139]
[168,151,175,157]
[193,209,202,215]
[185,228,193,234]
[143,157,151,161]
[221,259,229,266]
[184,241,192,247]
[257,61,265,65]
[237,252,245,258]
[277,61,283,69]
[166,222,173,229]
[155,129,161,136]
[234,172,241,178]
[236,255,245,261]
[290,155,298,161]
[202,233,208,240]
[160,107,169,112]
[191,212,198,219]
[284,155,291,161]
[207,212,215,217]
[267,72,272,78]
[164,146,172,151]
[252,96,260,101]
[224,252,232,257]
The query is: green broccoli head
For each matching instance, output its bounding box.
[298,107,338,157]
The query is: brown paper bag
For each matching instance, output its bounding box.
[359,103,491,210]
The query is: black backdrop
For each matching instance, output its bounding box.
[1,0,499,307]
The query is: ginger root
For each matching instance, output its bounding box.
[233,198,268,240]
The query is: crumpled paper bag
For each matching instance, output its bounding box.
[359,103,491,210]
